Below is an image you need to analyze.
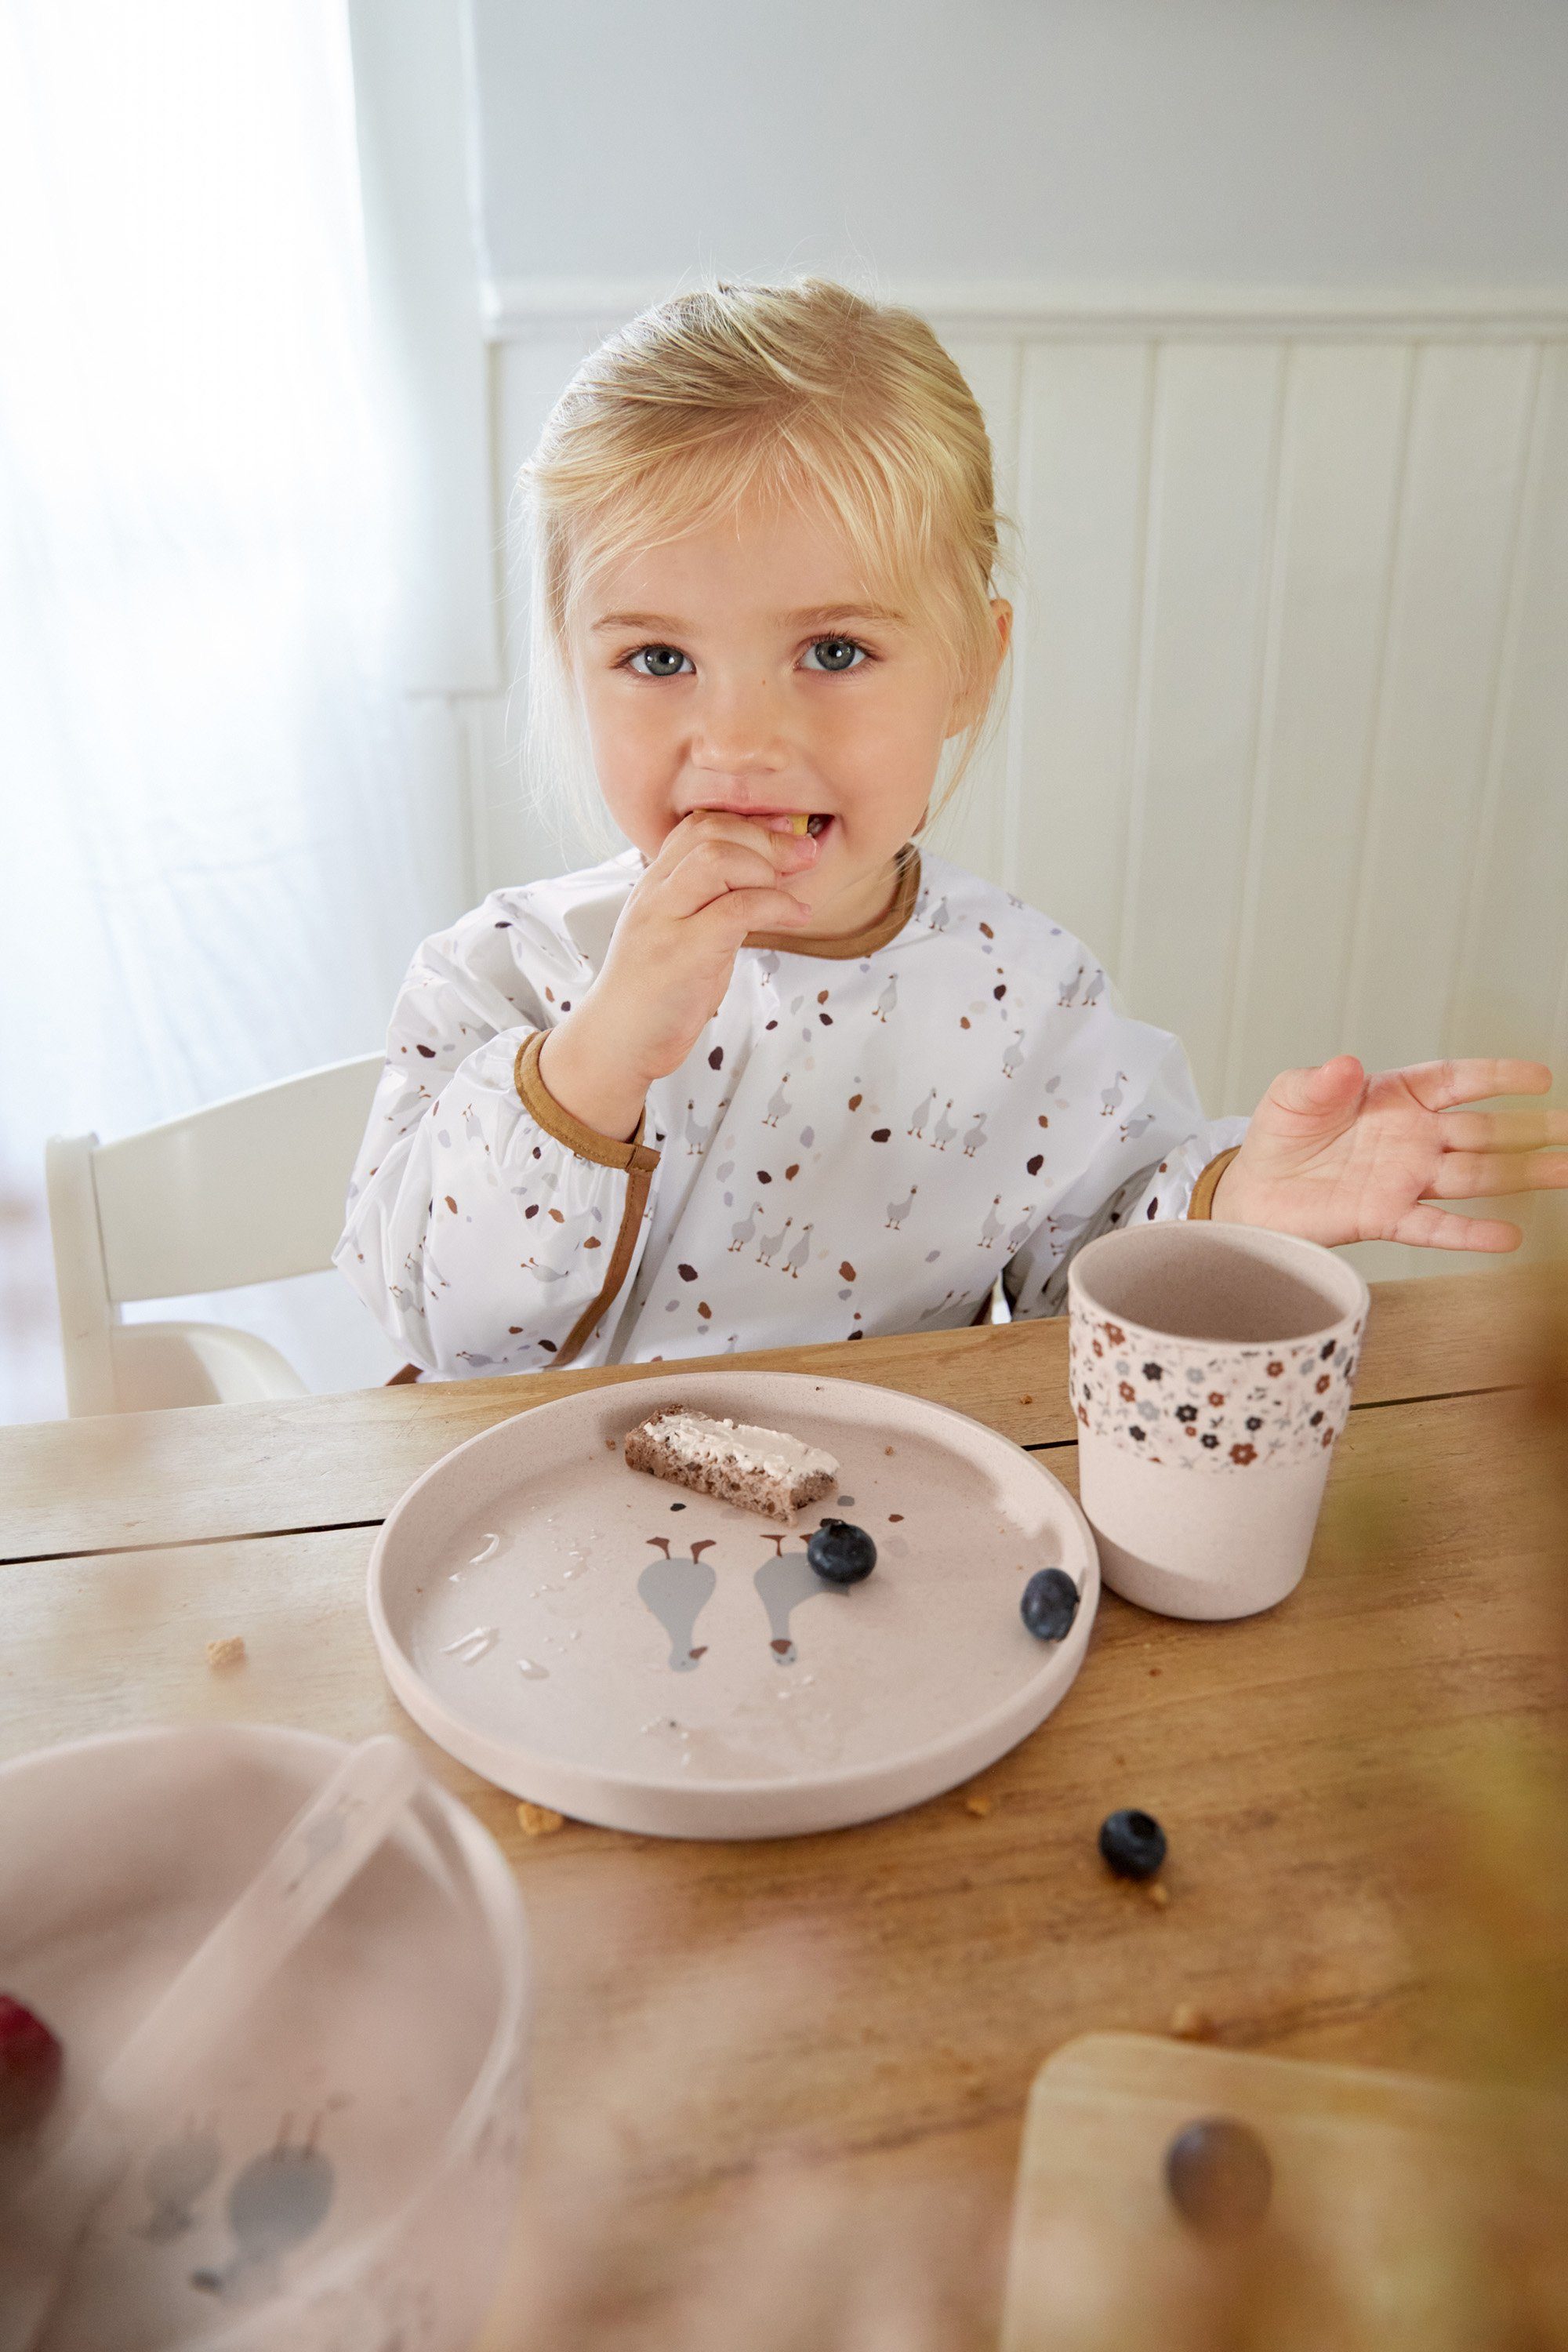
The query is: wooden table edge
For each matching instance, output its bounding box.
[3,1265,1558,1567]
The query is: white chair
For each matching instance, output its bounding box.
[46,1054,385,1415]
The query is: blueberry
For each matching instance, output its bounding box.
[806,1519,877,1584]
[1098,1807,1167,1879]
[1020,1567,1080,1642]
[1164,2117,1272,2238]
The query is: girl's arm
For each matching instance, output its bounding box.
[332,906,660,1377]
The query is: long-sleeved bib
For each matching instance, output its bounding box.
[335,846,1247,1377]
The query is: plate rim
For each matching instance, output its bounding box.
[366,1370,1099,1815]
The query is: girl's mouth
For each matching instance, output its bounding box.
[691,804,835,842]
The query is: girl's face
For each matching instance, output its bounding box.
[567,492,1011,935]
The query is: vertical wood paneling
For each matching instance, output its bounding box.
[1118,342,1284,1107]
[948,336,1025,520]
[1222,343,1411,1112]
[1338,343,1539,1073]
[1003,341,1153,966]
[920,337,1022,887]
[1447,343,1567,1067]
[1442,340,1568,1277]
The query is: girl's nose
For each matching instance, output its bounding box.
[688,673,790,776]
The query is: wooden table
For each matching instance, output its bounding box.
[2,1265,1562,2345]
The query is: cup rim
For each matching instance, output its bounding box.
[1067,1220,1369,1351]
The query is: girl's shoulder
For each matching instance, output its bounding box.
[910,851,1107,996]
[419,849,643,988]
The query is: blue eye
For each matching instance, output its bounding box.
[802,637,866,673]
[626,645,691,678]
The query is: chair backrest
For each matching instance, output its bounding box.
[47,1053,384,1415]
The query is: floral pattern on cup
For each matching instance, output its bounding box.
[1069,1312,1365,1470]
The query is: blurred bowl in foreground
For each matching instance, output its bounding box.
[0,1724,528,2352]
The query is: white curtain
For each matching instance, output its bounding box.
[0,2,466,1421]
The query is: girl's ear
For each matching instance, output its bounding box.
[944,597,1014,738]
[992,596,1014,656]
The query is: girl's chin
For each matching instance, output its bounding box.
[796,844,913,935]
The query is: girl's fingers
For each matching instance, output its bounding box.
[644,809,818,887]
[1436,1107,1568,1152]
[1424,1149,1568,1198]
[691,887,812,942]
[1385,1203,1524,1252]
[1400,1058,1552,1112]
[658,839,801,920]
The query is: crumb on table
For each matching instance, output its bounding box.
[1144,1880,1170,1910]
[963,1792,993,1819]
[517,1801,565,1838]
[205,1635,245,1671]
[884,1445,895,1456]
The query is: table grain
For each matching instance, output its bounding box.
[2,1266,1554,1564]
[2,1389,1558,2224]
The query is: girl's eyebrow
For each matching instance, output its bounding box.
[590,602,906,633]
[785,603,906,627]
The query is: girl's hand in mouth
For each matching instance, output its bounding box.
[539,808,822,1142]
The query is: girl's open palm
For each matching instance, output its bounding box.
[1217,1055,1568,1251]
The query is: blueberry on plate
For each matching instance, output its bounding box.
[1098,1807,1167,1879]
[1164,2116,1272,2238]
[1020,1567,1080,1642]
[806,1519,877,1585]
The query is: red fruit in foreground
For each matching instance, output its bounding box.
[0,1993,64,2139]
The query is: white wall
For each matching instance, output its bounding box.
[470,0,1568,289]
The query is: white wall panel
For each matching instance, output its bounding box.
[1118,341,1284,1107]
[1449,343,1568,1067]
[1339,343,1540,1073]
[920,336,1022,888]
[1444,342,1568,1269]
[1223,343,1411,1110]
[1003,341,1153,969]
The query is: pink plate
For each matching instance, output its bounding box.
[367,1372,1098,1839]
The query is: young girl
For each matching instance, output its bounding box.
[336,279,1563,1380]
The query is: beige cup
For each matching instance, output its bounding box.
[1066,1222,1370,1620]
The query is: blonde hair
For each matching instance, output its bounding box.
[512,278,1017,858]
